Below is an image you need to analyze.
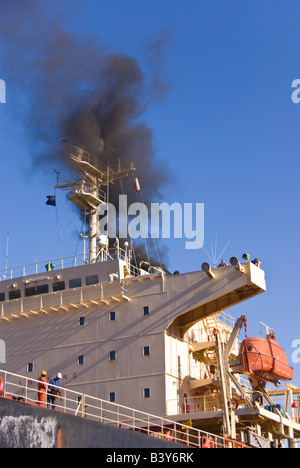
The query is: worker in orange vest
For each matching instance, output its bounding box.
[37,371,47,407]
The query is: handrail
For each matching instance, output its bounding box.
[0,247,141,281]
[0,369,246,448]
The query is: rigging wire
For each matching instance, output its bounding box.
[4,223,10,275]
[34,213,79,263]
[54,187,62,259]
[73,215,85,261]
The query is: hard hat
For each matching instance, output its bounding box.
[41,371,47,376]
[56,373,62,379]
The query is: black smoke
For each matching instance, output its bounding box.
[0,0,171,268]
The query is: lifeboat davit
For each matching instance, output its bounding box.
[238,332,294,384]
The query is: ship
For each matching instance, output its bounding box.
[0,141,299,449]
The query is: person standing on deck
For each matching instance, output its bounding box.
[37,371,47,407]
[47,373,62,410]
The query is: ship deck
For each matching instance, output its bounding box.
[170,405,300,444]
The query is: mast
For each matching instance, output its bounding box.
[56,139,135,264]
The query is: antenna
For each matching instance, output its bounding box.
[4,224,10,278]
[202,235,231,267]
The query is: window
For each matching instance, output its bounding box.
[143,346,150,356]
[9,290,21,300]
[0,293,5,302]
[37,284,49,295]
[143,306,149,316]
[78,317,85,326]
[53,281,65,292]
[78,355,85,365]
[109,311,116,321]
[69,278,82,289]
[27,363,34,373]
[86,274,99,286]
[143,388,150,398]
[25,284,49,297]
[109,392,116,402]
[109,351,116,361]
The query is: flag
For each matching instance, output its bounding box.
[134,178,140,192]
[46,195,56,206]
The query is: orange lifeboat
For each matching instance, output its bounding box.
[238,332,294,384]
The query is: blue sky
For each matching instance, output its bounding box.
[0,0,300,384]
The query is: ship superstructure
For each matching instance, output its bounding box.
[0,145,299,448]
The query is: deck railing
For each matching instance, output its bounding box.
[0,369,245,448]
[0,246,143,282]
